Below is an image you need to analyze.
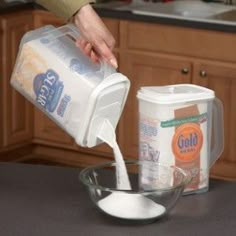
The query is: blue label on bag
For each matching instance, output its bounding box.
[33,69,64,113]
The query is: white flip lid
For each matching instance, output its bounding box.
[137,84,215,104]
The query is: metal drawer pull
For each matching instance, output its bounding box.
[181,68,189,74]
[199,70,207,77]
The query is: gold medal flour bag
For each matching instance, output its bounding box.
[137,84,224,194]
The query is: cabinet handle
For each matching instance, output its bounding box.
[199,70,207,77]
[181,68,189,74]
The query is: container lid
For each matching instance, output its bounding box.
[137,84,215,104]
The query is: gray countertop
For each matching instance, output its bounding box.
[0,162,236,236]
[94,7,236,33]
[0,0,33,13]
[0,1,236,32]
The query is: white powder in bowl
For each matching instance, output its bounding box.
[98,120,165,219]
[98,192,166,219]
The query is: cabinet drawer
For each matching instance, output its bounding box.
[124,21,236,62]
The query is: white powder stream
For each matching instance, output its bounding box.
[112,139,131,190]
[98,120,166,219]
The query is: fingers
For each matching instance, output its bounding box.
[73,5,118,68]
[76,38,117,68]
[76,38,99,63]
[90,50,99,63]
[92,39,118,68]
[104,33,116,51]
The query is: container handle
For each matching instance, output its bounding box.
[42,23,81,41]
[43,24,116,75]
[210,97,224,167]
[59,23,81,41]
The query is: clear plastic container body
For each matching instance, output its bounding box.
[11,24,130,147]
[137,84,224,194]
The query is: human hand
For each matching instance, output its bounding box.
[73,4,118,69]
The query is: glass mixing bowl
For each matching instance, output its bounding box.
[79,160,191,224]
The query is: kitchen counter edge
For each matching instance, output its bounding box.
[0,3,235,33]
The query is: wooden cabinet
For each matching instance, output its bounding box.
[192,61,236,180]
[119,52,191,159]
[118,51,236,180]
[0,10,34,150]
[118,20,236,180]
[34,115,74,148]
[1,9,236,179]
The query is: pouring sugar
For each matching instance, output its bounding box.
[98,119,131,190]
[97,120,166,219]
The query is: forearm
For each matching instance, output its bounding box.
[36,0,95,20]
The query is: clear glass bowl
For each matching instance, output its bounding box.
[79,160,191,224]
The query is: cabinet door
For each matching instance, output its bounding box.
[34,112,75,148]
[0,11,34,148]
[193,61,236,180]
[119,52,192,159]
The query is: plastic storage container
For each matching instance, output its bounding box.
[137,84,224,194]
[11,24,130,147]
